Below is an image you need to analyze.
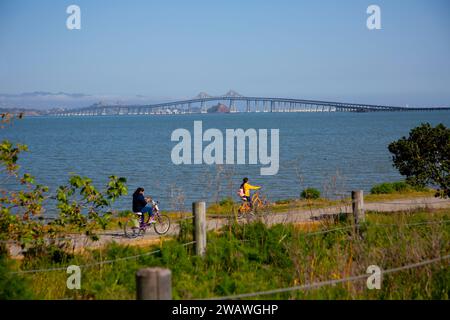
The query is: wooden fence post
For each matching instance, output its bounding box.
[193,201,206,256]
[136,267,172,300]
[351,190,365,226]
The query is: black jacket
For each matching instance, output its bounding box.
[132,193,147,212]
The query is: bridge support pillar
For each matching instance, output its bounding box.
[229,99,236,113]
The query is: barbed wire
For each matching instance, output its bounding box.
[208,254,450,300]
[173,215,194,222]
[9,241,196,275]
[1,215,194,245]
[372,219,450,228]
[206,214,236,219]
[0,234,90,245]
[3,214,449,246]
[7,217,450,275]
[302,225,354,236]
[5,200,450,274]
[367,201,449,206]
[0,230,126,245]
[271,219,450,239]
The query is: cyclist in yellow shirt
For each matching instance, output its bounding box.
[239,177,261,208]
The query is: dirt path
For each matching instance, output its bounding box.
[9,197,450,257]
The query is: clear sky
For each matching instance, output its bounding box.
[1,0,450,106]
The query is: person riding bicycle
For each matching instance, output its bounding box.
[239,177,261,209]
[132,187,156,226]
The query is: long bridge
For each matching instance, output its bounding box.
[51,90,450,116]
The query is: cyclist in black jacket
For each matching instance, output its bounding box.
[132,187,155,226]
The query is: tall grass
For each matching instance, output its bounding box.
[5,209,450,300]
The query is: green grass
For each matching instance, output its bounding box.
[5,208,449,300]
[370,181,427,195]
[365,189,435,202]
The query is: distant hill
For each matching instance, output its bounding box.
[0,107,47,116]
[207,103,230,113]
[0,92,163,111]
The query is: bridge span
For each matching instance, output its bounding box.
[50,91,450,116]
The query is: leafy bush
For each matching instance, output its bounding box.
[371,183,395,194]
[300,188,321,199]
[370,181,428,194]
[23,243,74,265]
[207,197,236,215]
[391,181,410,192]
[219,197,234,206]
[0,255,33,299]
[388,123,450,198]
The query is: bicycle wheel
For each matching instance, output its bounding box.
[237,202,250,219]
[253,199,263,215]
[262,197,270,209]
[153,214,171,235]
[124,216,143,238]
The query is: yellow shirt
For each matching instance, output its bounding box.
[243,182,261,197]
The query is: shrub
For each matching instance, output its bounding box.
[207,197,235,216]
[371,183,395,194]
[388,123,450,198]
[409,184,427,192]
[300,188,321,199]
[0,255,33,299]
[391,181,409,192]
[219,197,234,206]
[370,181,427,194]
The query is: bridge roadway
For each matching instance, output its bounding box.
[50,93,450,116]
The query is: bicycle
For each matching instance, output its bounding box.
[124,202,171,238]
[237,191,270,218]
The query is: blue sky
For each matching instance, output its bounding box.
[1,0,450,106]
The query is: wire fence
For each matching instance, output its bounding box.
[208,254,450,300]
[10,217,449,275]
[5,197,450,275]
[367,201,449,205]
[4,214,449,247]
[372,219,450,228]
[173,215,194,222]
[0,230,134,245]
[1,215,196,245]
[9,241,196,275]
[242,219,450,238]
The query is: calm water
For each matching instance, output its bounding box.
[2,112,449,215]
